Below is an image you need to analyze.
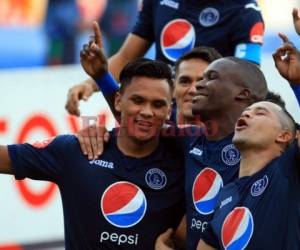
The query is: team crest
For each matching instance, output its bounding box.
[199,7,219,27]
[221,144,241,166]
[251,175,268,197]
[145,168,167,190]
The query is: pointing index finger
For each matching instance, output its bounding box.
[93,21,103,48]
[278,32,289,43]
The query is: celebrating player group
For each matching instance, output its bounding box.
[1,1,300,249]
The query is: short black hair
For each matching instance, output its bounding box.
[266,100,297,138]
[175,46,222,73]
[265,91,286,108]
[226,57,268,103]
[119,58,174,93]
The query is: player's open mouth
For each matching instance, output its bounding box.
[236,118,248,131]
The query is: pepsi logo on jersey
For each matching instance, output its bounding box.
[222,207,254,250]
[192,168,223,215]
[160,19,195,62]
[101,181,147,228]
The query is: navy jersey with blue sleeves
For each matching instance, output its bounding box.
[132,0,264,64]
[202,141,300,250]
[184,134,241,250]
[8,130,185,250]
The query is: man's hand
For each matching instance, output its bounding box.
[155,228,175,250]
[77,124,110,160]
[293,8,300,36]
[273,33,300,84]
[80,21,108,79]
[65,80,95,116]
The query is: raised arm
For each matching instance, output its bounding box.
[66,31,151,116]
[0,146,13,175]
[272,33,300,105]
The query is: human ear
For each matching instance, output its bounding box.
[275,130,293,145]
[236,88,252,101]
[114,92,122,113]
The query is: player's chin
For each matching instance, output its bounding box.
[232,134,247,148]
[133,129,159,142]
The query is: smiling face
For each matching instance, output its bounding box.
[233,101,294,150]
[115,76,172,142]
[192,58,244,120]
[174,58,209,123]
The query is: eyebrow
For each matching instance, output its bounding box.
[130,94,168,104]
[244,106,270,113]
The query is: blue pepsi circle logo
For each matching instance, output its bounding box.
[192,168,223,215]
[221,144,241,166]
[222,207,254,250]
[160,19,195,62]
[199,7,219,27]
[145,168,167,190]
[101,181,147,228]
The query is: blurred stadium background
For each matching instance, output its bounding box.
[0,0,299,249]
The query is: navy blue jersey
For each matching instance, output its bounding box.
[8,130,185,250]
[292,85,300,106]
[202,141,300,250]
[132,0,264,64]
[183,134,241,249]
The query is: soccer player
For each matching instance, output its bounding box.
[65,0,264,116]
[0,59,188,249]
[197,101,299,250]
[173,46,222,125]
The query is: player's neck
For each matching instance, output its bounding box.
[116,132,159,158]
[239,147,281,177]
[176,113,203,126]
[204,114,237,141]
[204,105,245,141]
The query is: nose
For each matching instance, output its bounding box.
[187,81,197,95]
[195,79,206,92]
[140,103,153,117]
[241,109,251,118]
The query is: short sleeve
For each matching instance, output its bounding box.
[8,134,77,183]
[201,222,220,249]
[161,125,204,154]
[231,2,264,64]
[131,0,155,42]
